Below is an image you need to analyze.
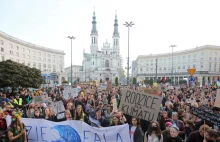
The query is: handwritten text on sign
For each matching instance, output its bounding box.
[51,101,65,114]
[119,89,162,122]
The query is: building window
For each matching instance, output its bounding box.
[193,64,196,68]
[16,46,19,50]
[43,64,46,68]
[140,67,142,72]
[215,57,217,61]
[27,49,30,53]
[33,51,36,55]
[38,57,41,61]
[33,62,36,67]
[183,65,185,69]
[188,55,191,58]
[22,48,25,52]
[93,61,94,65]
[27,62,30,66]
[1,56,4,61]
[215,52,217,56]
[10,44,13,48]
[43,58,46,61]
[105,60,109,67]
[201,57,204,61]
[48,54,51,58]
[200,62,204,68]
[10,50,13,55]
[1,47,4,52]
[193,59,196,62]
[27,55,30,59]
[43,53,46,57]
[53,55,55,58]
[0,40,3,45]
[210,57,212,60]
[164,67,166,70]
[106,51,107,55]
[201,52,204,56]
[16,52,19,56]
[48,59,51,62]
[38,52,41,56]
[38,63,41,69]
[178,66,180,69]
[188,65,190,68]
[193,54,196,57]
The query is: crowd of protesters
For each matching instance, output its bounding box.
[0,83,220,142]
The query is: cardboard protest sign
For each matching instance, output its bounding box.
[33,95,49,103]
[51,101,65,114]
[189,105,220,126]
[119,89,162,122]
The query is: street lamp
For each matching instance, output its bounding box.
[170,45,176,85]
[124,21,134,86]
[67,36,76,86]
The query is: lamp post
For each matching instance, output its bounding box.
[67,36,76,86]
[170,45,176,85]
[124,21,134,86]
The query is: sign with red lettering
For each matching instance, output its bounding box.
[119,89,162,122]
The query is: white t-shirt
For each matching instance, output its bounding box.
[130,126,137,142]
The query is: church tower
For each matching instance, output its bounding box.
[90,11,98,54]
[112,13,120,55]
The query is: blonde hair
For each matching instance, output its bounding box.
[199,124,210,132]
[0,110,5,118]
[65,110,72,118]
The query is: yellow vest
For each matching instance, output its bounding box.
[8,102,14,108]
[14,98,22,105]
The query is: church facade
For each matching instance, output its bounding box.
[82,12,122,83]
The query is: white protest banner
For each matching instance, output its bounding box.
[168,86,174,90]
[63,87,79,99]
[119,89,162,122]
[51,101,65,114]
[13,118,130,142]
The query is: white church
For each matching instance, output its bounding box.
[82,11,122,83]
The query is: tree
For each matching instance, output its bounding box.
[100,79,102,83]
[115,77,119,86]
[179,80,187,84]
[149,78,154,85]
[0,60,42,88]
[132,77,137,85]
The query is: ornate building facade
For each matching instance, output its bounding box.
[82,12,122,83]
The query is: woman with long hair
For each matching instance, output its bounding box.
[74,105,88,123]
[111,116,122,126]
[7,113,27,142]
[43,108,55,121]
[129,117,143,142]
[144,120,163,142]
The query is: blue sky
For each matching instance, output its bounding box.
[1,0,220,68]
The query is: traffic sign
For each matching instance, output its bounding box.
[188,76,195,82]
[187,68,196,76]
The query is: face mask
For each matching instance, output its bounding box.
[151,126,158,131]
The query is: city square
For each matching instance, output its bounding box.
[0,0,220,142]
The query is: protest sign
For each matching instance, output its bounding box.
[119,89,162,122]
[98,84,107,91]
[63,87,79,99]
[33,95,49,103]
[51,101,65,114]
[6,117,130,142]
[168,86,174,90]
[189,105,220,126]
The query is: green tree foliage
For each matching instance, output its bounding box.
[115,77,119,86]
[0,60,42,88]
[149,78,154,85]
[132,77,137,85]
[179,80,187,84]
